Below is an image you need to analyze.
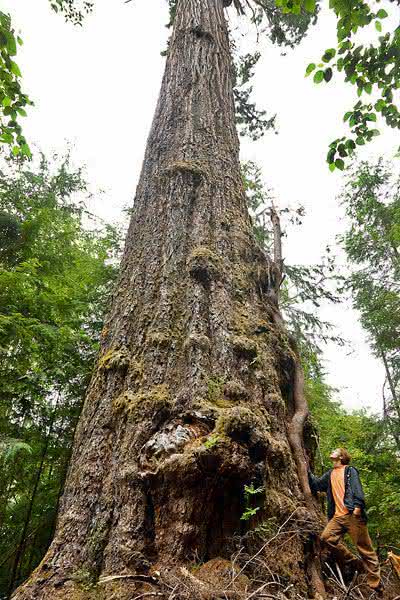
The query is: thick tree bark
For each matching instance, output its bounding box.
[13,1,320,598]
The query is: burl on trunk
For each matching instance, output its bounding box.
[13,1,321,598]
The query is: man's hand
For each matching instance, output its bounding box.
[354,507,362,516]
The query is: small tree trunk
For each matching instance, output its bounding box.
[14,1,323,598]
[8,412,55,597]
[380,347,400,417]
[380,348,400,451]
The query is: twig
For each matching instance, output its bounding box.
[167,583,179,600]
[343,571,359,599]
[335,562,346,589]
[246,580,283,599]
[99,574,159,584]
[133,594,164,600]
[226,509,299,588]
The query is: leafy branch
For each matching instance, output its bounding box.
[0,12,32,158]
[306,3,400,169]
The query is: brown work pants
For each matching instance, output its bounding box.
[321,513,381,589]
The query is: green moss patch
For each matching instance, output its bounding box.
[215,405,271,444]
[187,246,222,282]
[113,384,171,420]
[231,335,258,359]
[99,346,130,371]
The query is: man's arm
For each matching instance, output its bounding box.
[349,467,366,511]
[308,469,330,495]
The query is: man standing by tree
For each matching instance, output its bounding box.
[308,448,382,594]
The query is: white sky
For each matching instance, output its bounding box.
[4,0,398,412]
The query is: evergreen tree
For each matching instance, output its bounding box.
[0,154,120,596]
[341,159,400,448]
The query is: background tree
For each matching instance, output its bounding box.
[243,160,344,352]
[340,158,400,448]
[0,153,121,597]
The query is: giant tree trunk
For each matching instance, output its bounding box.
[13,1,320,598]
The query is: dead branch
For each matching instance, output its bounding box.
[99,574,159,584]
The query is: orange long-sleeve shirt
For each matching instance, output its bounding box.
[330,465,350,516]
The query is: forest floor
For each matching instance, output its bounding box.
[84,550,400,600]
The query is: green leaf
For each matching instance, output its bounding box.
[304,0,316,12]
[305,63,316,76]
[313,70,324,84]
[344,111,353,122]
[376,9,388,19]
[2,97,11,107]
[17,107,27,117]
[335,158,345,170]
[375,99,385,111]
[240,506,260,521]
[324,68,333,82]
[244,484,265,495]
[21,143,32,157]
[7,35,17,57]
[10,61,22,77]
[327,149,336,163]
[322,48,336,62]
[0,132,14,144]
[375,20,382,32]
[329,162,336,172]
[356,136,365,145]
[11,145,20,156]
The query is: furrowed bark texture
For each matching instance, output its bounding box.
[14,1,317,598]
